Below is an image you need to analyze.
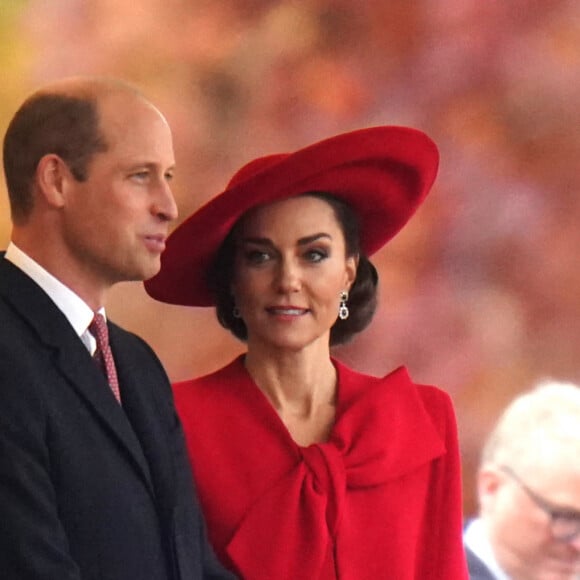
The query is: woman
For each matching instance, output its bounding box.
[145,126,468,579]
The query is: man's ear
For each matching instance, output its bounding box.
[35,154,71,209]
[478,465,503,513]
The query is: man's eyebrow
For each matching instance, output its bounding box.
[551,506,580,519]
[124,161,175,171]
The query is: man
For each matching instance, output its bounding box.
[464,380,580,579]
[0,78,234,579]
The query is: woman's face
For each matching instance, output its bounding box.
[231,195,357,353]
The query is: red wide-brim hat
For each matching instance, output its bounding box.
[145,125,439,307]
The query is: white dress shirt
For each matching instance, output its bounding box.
[5,242,105,355]
[464,518,511,580]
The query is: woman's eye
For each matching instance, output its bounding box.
[245,250,271,264]
[305,248,328,262]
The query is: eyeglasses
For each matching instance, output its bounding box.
[500,465,580,543]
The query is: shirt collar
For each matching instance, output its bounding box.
[464,518,511,580]
[5,242,105,339]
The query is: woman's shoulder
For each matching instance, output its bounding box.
[334,358,454,423]
[172,355,246,398]
[332,360,455,479]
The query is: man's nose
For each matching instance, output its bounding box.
[153,179,178,222]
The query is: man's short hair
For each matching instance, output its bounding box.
[2,92,108,223]
[481,379,580,471]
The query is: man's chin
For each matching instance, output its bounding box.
[137,256,162,281]
[116,260,161,284]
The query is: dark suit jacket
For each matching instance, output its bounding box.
[0,255,234,579]
[465,545,498,580]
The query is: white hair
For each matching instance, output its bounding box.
[481,379,580,471]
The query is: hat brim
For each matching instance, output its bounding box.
[145,126,439,306]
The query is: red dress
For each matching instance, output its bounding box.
[174,356,468,579]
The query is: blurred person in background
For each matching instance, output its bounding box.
[145,126,468,579]
[463,380,580,580]
[0,77,234,580]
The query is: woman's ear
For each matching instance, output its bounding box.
[345,254,359,290]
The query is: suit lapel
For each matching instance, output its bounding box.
[56,339,155,491]
[110,325,177,524]
[0,257,154,494]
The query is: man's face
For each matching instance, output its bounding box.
[480,462,580,580]
[59,91,177,290]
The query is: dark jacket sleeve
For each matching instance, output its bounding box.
[0,337,83,579]
[105,326,237,580]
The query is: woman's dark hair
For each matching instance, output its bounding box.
[207,191,378,346]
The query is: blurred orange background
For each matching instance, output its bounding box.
[2,0,580,516]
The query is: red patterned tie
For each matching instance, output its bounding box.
[89,313,121,403]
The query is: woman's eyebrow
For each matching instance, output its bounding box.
[297,233,332,246]
[240,233,332,247]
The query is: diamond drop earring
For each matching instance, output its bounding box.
[338,291,349,320]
